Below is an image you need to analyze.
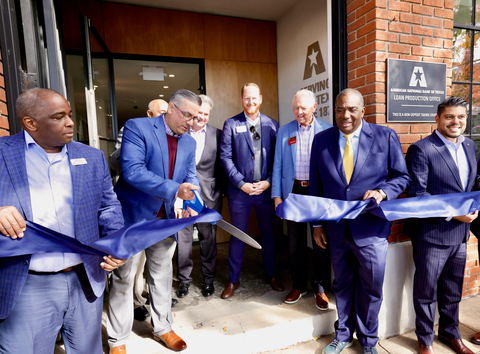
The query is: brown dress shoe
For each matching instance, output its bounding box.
[154,330,187,351]
[418,343,435,354]
[472,332,480,345]
[110,345,127,354]
[438,335,474,354]
[221,281,240,299]
[269,276,284,292]
[285,289,307,304]
[314,292,329,310]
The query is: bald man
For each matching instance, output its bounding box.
[0,88,125,353]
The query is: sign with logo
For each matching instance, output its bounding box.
[387,59,446,122]
[303,41,326,80]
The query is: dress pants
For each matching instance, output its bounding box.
[0,265,103,354]
[177,222,218,284]
[133,250,148,308]
[330,223,388,347]
[286,183,330,293]
[412,240,466,345]
[227,194,276,284]
[107,236,176,348]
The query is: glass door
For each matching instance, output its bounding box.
[80,16,117,163]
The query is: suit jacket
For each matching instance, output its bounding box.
[219,112,279,203]
[309,120,410,247]
[272,118,332,200]
[114,115,199,224]
[0,132,124,319]
[190,124,224,212]
[404,132,478,245]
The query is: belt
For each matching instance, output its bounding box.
[294,179,309,187]
[28,264,82,275]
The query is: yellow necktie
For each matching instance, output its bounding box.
[343,134,354,184]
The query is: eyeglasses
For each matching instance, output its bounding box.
[249,125,260,140]
[173,103,198,122]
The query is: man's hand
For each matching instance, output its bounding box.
[249,181,271,196]
[177,183,199,200]
[187,207,198,217]
[453,210,479,223]
[101,255,126,271]
[175,208,190,219]
[274,197,283,210]
[0,206,26,239]
[241,183,254,194]
[363,190,383,205]
[313,227,327,249]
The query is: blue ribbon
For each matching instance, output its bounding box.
[0,208,222,259]
[276,191,480,223]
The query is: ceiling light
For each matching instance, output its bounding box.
[141,67,164,81]
[163,86,168,89]
[168,74,175,77]
[159,94,164,97]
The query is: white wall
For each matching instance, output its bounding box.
[276,0,333,127]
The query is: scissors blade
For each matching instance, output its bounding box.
[216,219,262,249]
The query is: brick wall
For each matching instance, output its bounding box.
[346,0,479,297]
[0,41,9,136]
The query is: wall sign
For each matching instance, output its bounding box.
[387,58,446,122]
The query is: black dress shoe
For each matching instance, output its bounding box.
[171,298,179,307]
[177,282,190,298]
[134,305,150,321]
[202,283,215,297]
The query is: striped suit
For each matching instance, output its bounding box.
[404,131,478,345]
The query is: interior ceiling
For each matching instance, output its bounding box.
[102,0,300,21]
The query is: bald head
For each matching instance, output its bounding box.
[147,99,169,118]
[16,88,64,127]
[335,88,364,108]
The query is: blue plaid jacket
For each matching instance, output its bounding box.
[0,132,124,319]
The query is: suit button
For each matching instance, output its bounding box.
[24,260,29,265]
[346,188,350,192]
[251,156,254,159]
[251,171,254,174]
[153,211,157,215]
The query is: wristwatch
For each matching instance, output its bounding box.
[376,189,387,201]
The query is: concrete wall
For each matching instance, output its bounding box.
[276,0,333,127]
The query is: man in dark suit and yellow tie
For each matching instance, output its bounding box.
[405,97,478,354]
[309,88,410,354]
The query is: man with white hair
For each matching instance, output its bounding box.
[272,89,332,308]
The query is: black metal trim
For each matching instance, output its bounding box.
[332,0,347,118]
[0,0,23,134]
[41,0,60,92]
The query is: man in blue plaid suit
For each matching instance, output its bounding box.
[0,88,125,354]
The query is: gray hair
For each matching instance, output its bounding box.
[170,89,202,107]
[335,88,364,107]
[16,88,62,119]
[199,94,214,109]
[292,89,316,106]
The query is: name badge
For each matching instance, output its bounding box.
[288,137,297,145]
[71,158,87,166]
[236,126,247,133]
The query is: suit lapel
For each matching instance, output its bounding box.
[67,142,84,224]
[260,114,270,178]
[289,122,298,167]
[351,120,374,184]
[153,116,169,179]
[463,139,476,191]
[172,135,186,182]
[432,133,463,190]
[327,127,347,185]
[3,133,33,220]
[198,125,212,166]
[242,117,254,155]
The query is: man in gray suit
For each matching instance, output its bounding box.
[176,94,224,298]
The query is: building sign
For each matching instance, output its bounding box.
[387,58,446,122]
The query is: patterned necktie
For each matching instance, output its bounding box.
[343,134,354,184]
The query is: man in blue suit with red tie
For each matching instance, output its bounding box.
[107,90,200,353]
[0,88,125,354]
[309,88,410,354]
[405,97,477,354]
[219,83,283,298]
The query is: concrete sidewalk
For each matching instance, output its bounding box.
[53,238,480,354]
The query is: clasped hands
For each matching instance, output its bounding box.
[241,181,270,196]
[0,206,126,271]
